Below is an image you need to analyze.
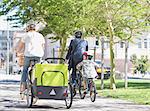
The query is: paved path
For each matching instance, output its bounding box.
[0,73,150,111]
[0,82,150,111]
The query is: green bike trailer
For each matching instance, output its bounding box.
[26,58,73,109]
[35,63,68,99]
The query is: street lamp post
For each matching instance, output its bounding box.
[6,17,10,75]
[124,40,128,88]
[101,37,104,90]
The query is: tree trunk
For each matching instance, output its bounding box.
[108,18,116,90]
[105,1,116,90]
[59,36,67,62]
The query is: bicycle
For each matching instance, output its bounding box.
[25,59,39,107]
[78,71,97,102]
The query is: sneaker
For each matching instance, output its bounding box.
[83,88,88,94]
[33,96,38,104]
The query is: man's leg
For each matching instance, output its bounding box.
[72,63,76,85]
[72,58,83,84]
[21,57,31,88]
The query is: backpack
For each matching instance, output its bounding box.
[72,40,88,62]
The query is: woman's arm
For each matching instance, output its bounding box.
[16,39,25,53]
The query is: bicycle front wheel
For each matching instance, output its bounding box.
[79,76,86,99]
[90,81,96,102]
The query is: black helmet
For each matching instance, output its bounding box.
[74,30,82,38]
[27,24,36,30]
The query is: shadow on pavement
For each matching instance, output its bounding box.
[0,80,20,84]
[5,103,68,110]
[13,105,64,109]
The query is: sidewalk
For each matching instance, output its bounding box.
[0,70,21,82]
[128,73,150,80]
[0,73,21,83]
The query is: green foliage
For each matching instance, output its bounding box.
[130,54,149,74]
[0,0,149,38]
[130,54,137,64]
[138,55,149,74]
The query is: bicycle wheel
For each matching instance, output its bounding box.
[69,70,76,97]
[26,79,33,107]
[90,80,96,102]
[65,83,73,109]
[79,76,86,99]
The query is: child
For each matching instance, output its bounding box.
[76,52,99,93]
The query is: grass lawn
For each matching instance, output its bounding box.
[95,79,150,105]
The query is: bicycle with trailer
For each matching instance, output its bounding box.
[24,58,73,109]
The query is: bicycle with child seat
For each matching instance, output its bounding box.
[78,70,97,102]
[25,58,73,109]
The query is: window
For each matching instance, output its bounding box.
[2,31,7,37]
[0,31,2,36]
[9,31,14,38]
[1,42,7,47]
[120,41,124,48]
[95,40,99,46]
[137,38,142,48]
[144,39,147,48]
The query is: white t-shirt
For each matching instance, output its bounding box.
[21,31,45,57]
[77,60,99,79]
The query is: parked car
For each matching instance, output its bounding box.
[95,60,111,79]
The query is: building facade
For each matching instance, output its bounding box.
[87,32,150,73]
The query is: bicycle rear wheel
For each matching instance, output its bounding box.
[69,70,77,97]
[26,79,33,107]
[90,80,96,102]
[79,76,86,99]
[65,83,73,109]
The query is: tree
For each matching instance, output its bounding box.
[80,0,149,89]
[130,55,149,75]
[138,55,149,74]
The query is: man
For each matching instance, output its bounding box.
[17,24,45,95]
[66,30,88,85]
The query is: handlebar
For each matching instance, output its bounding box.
[45,58,65,61]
